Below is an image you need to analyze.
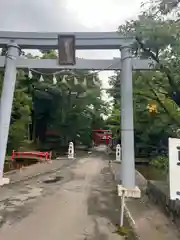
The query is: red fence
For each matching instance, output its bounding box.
[11,151,52,162]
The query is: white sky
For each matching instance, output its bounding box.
[0,0,143,92]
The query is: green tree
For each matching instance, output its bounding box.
[0,49,108,155]
[0,70,31,153]
[107,0,180,160]
[20,50,108,148]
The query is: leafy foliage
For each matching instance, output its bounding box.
[107,0,180,170]
[0,50,108,155]
[150,155,169,174]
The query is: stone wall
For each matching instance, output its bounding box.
[147,180,180,229]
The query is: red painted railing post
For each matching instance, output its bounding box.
[12,150,15,161]
[10,151,53,164]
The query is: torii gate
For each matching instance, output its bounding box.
[0,31,156,193]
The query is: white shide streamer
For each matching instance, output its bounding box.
[28,70,102,88]
[39,75,44,82]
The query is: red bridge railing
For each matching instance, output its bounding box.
[11,151,52,162]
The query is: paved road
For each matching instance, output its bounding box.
[111,162,180,240]
[0,156,123,240]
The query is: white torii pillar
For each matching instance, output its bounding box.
[120,46,135,189]
[118,46,140,199]
[0,41,20,184]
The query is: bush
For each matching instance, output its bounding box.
[150,155,168,175]
[8,120,28,153]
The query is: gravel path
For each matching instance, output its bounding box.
[0,156,124,240]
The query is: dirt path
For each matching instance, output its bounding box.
[0,156,123,240]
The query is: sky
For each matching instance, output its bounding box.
[0,0,143,91]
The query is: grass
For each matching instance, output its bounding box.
[115,225,130,236]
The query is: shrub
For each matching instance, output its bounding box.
[150,155,168,175]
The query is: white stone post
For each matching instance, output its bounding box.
[68,142,74,159]
[116,144,121,162]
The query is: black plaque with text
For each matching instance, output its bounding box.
[58,35,76,65]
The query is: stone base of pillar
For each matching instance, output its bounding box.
[114,160,121,163]
[117,185,141,198]
[0,177,10,186]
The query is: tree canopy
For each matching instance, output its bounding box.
[0,50,108,154]
[107,0,180,159]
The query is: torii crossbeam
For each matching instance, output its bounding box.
[0,57,156,70]
[0,31,134,49]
